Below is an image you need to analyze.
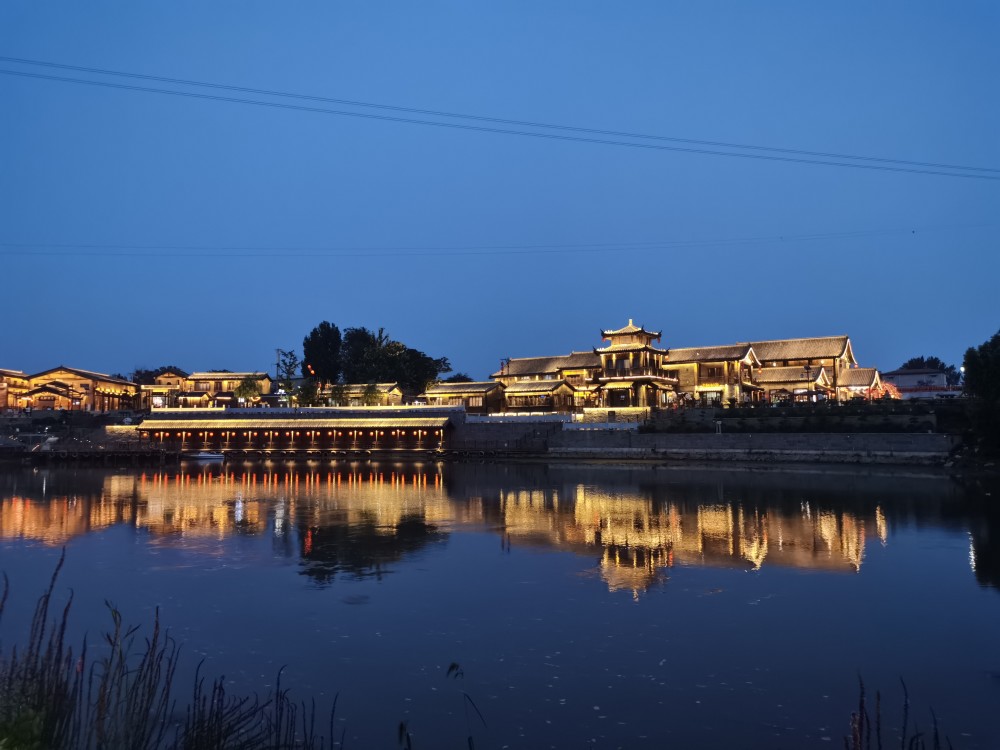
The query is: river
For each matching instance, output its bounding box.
[1,461,998,748]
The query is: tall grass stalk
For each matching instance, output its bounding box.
[846,678,953,750]
[0,552,339,749]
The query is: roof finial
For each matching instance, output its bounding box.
[628,318,633,326]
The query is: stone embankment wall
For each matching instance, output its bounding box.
[547,431,959,465]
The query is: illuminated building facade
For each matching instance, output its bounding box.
[22,366,138,412]
[491,323,872,411]
[335,383,405,407]
[139,369,189,409]
[0,368,29,410]
[749,336,858,401]
[492,351,602,410]
[420,381,505,414]
[595,320,678,408]
[662,344,763,406]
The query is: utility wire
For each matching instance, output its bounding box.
[2,67,998,182]
[2,55,997,176]
[0,225,971,259]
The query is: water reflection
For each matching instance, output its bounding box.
[2,462,996,593]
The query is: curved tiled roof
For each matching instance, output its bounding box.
[188,371,270,381]
[30,366,136,386]
[666,344,759,365]
[594,343,667,354]
[601,318,661,339]
[749,336,854,364]
[492,351,600,378]
[503,380,574,394]
[422,381,503,396]
[754,366,831,386]
[839,367,880,388]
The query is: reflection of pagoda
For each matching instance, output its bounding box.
[595,320,678,408]
[493,482,878,595]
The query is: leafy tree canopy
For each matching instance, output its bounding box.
[964,330,1000,404]
[963,329,1000,451]
[339,326,451,393]
[302,321,342,386]
[443,372,474,383]
[234,375,262,403]
[277,349,301,397]
[899,356,960,386]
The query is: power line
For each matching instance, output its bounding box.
[2,67,998,182]
[0,224,975,259]
[2,55,997,176]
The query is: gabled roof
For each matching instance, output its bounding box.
[666,344,760,366]
[339,383,403,395]
[503,380,574,395]
[24,383,84,397]
[188,371,270,381]
[754,366,832,386]
[0,368,28,378]
[839,368,881,388]
[29,366,135,386]
[601,319,661,339]
[594,342,667,354]
[422,381,503,396]
[178,390,212,399]
[749,336,855,365]
[492,351,601,379]
[559,351,603,369]
[880,368,942,377]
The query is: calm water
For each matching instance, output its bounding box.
[1,461,998,749]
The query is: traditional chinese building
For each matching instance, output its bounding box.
[0,369,30,410]
[594,320,677,408]
[491,351,601,410]
[139,369,189,409]
[335,383,405,407]
[420,381,505,414]
[178,371,272,408]
[839,367,883,400]
[749,336,857,401]
[752,365,834,402]
[23,366,138,412]
[663,344,763,406]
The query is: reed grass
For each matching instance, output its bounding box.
[0,551,339,750]
[845,677,953,750]
[1,555,958,749]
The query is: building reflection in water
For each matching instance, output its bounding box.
[491,484,876,598]
[0,463,995,594]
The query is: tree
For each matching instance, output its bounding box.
[341,327,384,384]
[277,349,301,403]
[442,372,474,383]
[130,366,188,385]
[302,322,342,387]
[328,383,348,406]
[234,375,262,406]
[899,356,960,386]
[362,383,380,406]
[296,379,319,407]
[963,329,1000,451]
[340,326,451,393]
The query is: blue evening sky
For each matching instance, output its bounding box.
[1,2,997,379]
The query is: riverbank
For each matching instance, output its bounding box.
[546,430,960,466]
